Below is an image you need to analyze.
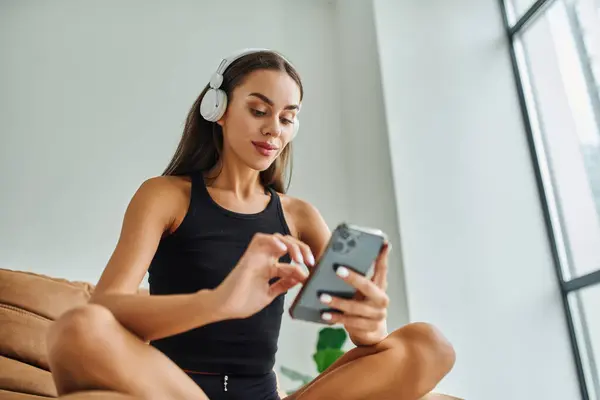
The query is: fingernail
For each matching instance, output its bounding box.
[295,253,304,265]
[320,294,332,304]
[307,253,315,266]
[322,312,332,321]
[336,266,349,278]
[275,239,287,251]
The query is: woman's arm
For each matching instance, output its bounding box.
[292,199,331,261]
[89,177,226,342]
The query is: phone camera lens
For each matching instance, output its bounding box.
[332,241,344,252]
[347,239,356,248]
[339,229,350,240]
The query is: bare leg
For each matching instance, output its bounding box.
[286,323,456,400]
[46,304,207,400]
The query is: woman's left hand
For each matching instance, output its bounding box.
[319,242,391,347]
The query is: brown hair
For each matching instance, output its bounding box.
[162,50,303,194]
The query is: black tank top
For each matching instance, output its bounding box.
[147,171,292,375]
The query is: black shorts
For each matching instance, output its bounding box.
[186,370,281,400]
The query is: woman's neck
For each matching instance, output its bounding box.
[205,157,263,200]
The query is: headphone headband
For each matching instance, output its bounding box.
[209,48,294,88]
[216,48,269,76]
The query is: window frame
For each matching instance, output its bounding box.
[499,0,600,399]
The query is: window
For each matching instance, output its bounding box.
[501,0,600,399]
[510,0,546,19]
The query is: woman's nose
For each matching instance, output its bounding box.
[263,118,282,137]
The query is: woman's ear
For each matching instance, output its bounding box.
[216,110,227,127]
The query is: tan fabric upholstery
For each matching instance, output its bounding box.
[0,389,57,400]
[59,393,137,400]
[0,389,132,400]
[0,355,57,397]
[0,268,135,400]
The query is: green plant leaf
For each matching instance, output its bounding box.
[279,366,314,384]
[313,348,345,373]
[316,327,347,351]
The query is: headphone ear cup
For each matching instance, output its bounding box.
[200,88,228,122]
[292,117,300,140]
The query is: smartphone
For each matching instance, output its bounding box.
[289,222,387,324]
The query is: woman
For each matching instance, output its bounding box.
[46,49,455,400]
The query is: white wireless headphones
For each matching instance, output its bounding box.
[199,48,300,139]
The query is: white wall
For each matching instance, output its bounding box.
[0,0,366,392]
[0,0,349,280]
[372,0,581,399]
[280,0,411,388]
[332,0,410,334]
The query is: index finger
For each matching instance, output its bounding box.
[372,242,390,290]
[253,233,288,256]
[336,266,387,306]
[272,262,309,282]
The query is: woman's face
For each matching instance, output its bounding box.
[217,69,301,172]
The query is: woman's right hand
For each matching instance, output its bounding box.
[212,233,314,320]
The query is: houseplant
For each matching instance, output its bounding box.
[280,327,348,392]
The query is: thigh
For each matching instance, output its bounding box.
[283,344,381,400]
[47,304,209,400]
[285,323,454,400]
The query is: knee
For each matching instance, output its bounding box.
[47,304,116,363]
[389,322,456,374]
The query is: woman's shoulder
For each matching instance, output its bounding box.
[277,192,321,220]
[276,193,330,252]
[128,175,193,233]
[135,175,191,201]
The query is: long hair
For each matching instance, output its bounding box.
[162,51,303,194]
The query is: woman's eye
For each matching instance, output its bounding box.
[251,107,293,125]
[251,109,267,117]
